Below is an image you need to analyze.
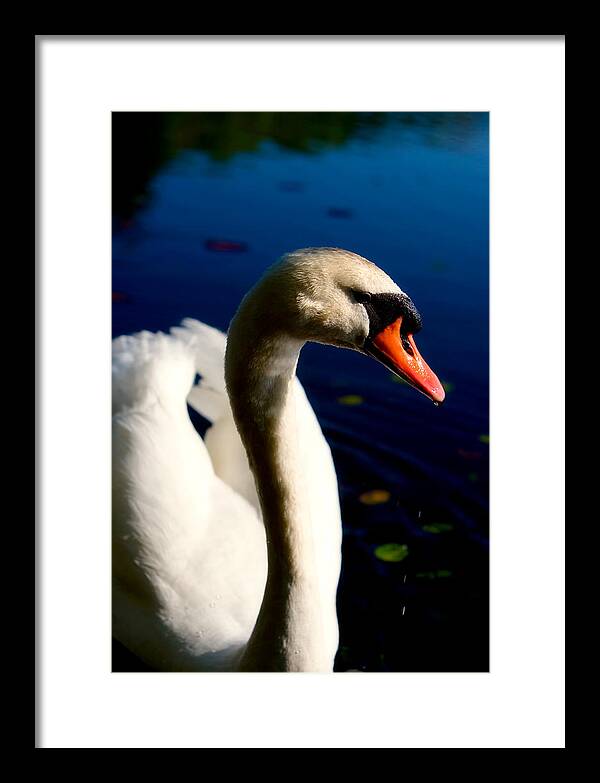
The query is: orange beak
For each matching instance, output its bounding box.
[366,317,445,405]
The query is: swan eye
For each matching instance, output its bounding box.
[352,290,372,304]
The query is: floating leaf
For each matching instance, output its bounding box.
[442,380,455,393]
[112,291,130,303]
[359,489,391,505]
[205,239,248,253]
[422,523,454,534]
[337,394,363,406]
[374,543,408,562]
[416,569,453,579]
[479,434,490,444]
[458,449,482,460]
[327,207,353,219]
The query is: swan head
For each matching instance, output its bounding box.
[231,247,445,405]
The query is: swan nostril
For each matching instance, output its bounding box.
[401,335,414,356]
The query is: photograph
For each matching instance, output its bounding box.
[111,111,490,673]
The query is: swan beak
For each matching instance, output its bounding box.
[367,317,446,405]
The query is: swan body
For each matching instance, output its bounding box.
[112,321,341,670]
[112,248,445,672]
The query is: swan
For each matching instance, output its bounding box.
[112,247,445,672]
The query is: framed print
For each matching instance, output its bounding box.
[36,35,565,748]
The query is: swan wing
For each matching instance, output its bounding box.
[171,318,261,510]
[112,329,266,671]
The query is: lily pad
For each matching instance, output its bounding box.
[359,489,391,505]
[374,543,409,562]
[337,394,364,406]
[416,569,453,579]
[422,523,454,534]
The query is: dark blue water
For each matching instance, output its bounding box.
[112,113,489,672]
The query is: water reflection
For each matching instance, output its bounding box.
[113,112,486,218]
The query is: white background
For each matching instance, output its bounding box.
[37,36,565,748]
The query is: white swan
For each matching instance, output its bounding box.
[112,248,445,672]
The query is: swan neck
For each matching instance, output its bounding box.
[225,316,329,671]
